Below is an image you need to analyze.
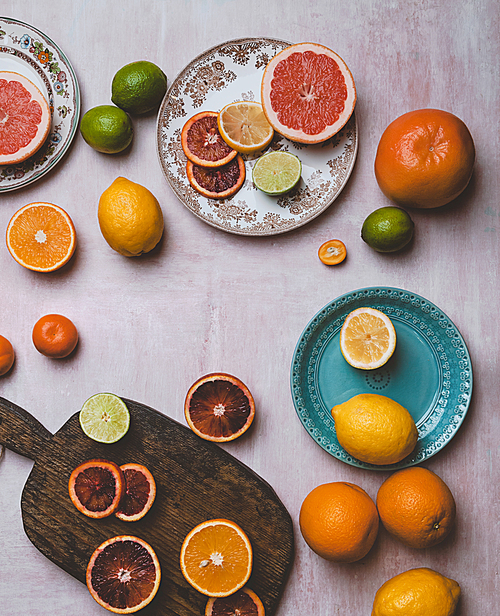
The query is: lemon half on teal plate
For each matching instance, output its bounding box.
[290,287,472,470]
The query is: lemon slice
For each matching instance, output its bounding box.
[252,150,302,195]
[79,393,130,443]
[340,307,396,370]
[217,101,274,153]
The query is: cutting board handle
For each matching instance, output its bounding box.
[0,397,52,461]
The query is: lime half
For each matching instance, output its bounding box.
[79,393,130,443]
[252,151,302,195]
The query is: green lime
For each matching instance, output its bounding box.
[80,105,133,154]
[252,151,302,195]
[361,206,415,252]
[111,60,168,115]
[79,393,130,443]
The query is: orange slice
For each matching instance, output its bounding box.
[318,239,347,265]
[0,71,51,165]
[182,111,238,167]
[68,459,125,519]
[86,535,161,614]
[115,463,157,522]
[6,202,76,272]
[186,155,246,199]
[340,307,396,370]
[184,373,255,442]
[180,519,253,597]
[205,587,265,615]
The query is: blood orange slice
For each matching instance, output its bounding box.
[205,587,265,616]
[180,519,253,597]
[115,463,157,522]
[261,42,356,144]
[186,155,245,199]
[0,71,51,165]
[184,373,255,442]
[68,459,125,519]
[86,535,161,614]
[182,111,237,167]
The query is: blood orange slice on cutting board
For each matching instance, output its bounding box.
[68,459,125,519]
[205,587,266,616]
[115,463,157,522]
[0,71,51,165]
[261,42,356,144]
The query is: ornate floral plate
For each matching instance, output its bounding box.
[0,17,80,192]
[157,37,358,236]
[291,287,472,470]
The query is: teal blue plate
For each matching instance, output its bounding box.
[290,287,472,470]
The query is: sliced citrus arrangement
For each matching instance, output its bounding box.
[180,519,253,597]
[32,314,78,358]
[261,42,356,144]
[79,393,130,443]
[184,373,255,442]
[205,587,265,616]
[318,239,347,265]
[68,459,125,519]
[252,150,301,195]
[186,155,246,199]
[6,202,76,272]
[86,535,161,614]
[0,71,51,165]
[217,101,274,153]
[115,463,157,522]
[182,111,237,167]
[339,307,396,370]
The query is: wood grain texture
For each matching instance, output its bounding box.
[0,397,293,616]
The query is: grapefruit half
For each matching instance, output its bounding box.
[0,71,51,165]
[261,42,356,144]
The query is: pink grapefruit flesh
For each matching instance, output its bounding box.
[0,71,51,165]
[261,42,356,144]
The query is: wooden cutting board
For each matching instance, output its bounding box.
[0,396,294,615]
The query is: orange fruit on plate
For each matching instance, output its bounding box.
[68,459,125,519]
[0,335,15,376]
[6,202,76,272]
[186,155,246,199]
[182,111,238,167]
[86,535,161,613]
[261,42,356,144]
[374,108,475,209]
[32,313,78,358]
[376,467,456,549]
[184,373,255,442]
[205,587,265,616]
[318,239,347,265]
[0,71,51,165]
[180,518,253,597]
[115,463,157,522]
[299,481,379,562]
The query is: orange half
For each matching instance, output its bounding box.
[6,202,76,272]
[180,519,253,597]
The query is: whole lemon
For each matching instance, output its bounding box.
[331,393,418,465]
[299,481,379,563]
[372,567,461,616]
[98,177,164,257]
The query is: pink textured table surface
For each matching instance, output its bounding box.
[0,1,498,614]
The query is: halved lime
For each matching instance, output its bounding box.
[79,393,130,443]
[252,151,302,195]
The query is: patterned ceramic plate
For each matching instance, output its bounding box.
[291,287,472,470]
[0,17,80,192]
[157,37,358,236]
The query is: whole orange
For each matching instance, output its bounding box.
[376,467,456,549]
[0,335,15,376]
[32,314,78,359]
[299,481,379,562]
[374,109,475,208]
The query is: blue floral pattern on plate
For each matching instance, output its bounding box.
[290,286,472,470]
